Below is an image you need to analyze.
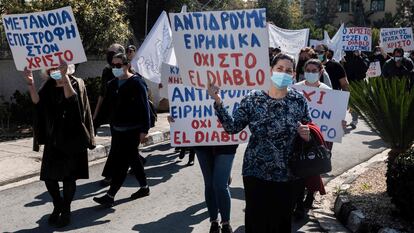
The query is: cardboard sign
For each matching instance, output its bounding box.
[366,61,381,78]
[341,27,372,52]
[2,6,86,71]
[268,24,309,62]
[169,84,250,146]
[160,63,182,99]
[170,9,270,90]
[380,27,414,53]
[291,85,350,143]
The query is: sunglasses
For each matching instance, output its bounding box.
[111,63,124,68]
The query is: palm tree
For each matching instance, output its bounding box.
[349,77,414,161]
[349,77,414,219]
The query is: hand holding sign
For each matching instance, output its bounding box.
[207,79,222,104]
[23,67,34,86]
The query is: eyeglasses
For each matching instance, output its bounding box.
[111,63,124,68]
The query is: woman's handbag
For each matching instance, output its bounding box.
[290,124,332,178]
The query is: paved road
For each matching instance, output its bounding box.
[0,118,386,233]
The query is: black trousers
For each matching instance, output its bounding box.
[243,176,304,233]
[107,129,147,197]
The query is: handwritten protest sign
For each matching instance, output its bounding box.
[2,6,86,71]
[268,24,309,62]
[366,61,381,78]
[160,63,182,99]
[169,84,250,146]
[341,27,372,52]
[380,27,414,53]
[291,85,350,142]
[170,9,270,90]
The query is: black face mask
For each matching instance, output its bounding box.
[106,51,116,65]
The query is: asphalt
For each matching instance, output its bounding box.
[0,112,387,232]
[0,113,171,187]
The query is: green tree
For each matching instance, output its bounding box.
[257,0,291,28]
[395,0,414,27]
[0,0,131,55]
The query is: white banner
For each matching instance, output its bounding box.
[169,84,250,146]
[326,23,344,62]
[291,85,350,142]
[341,27,372,52]
[170,9,270,90]
[366,61,381,78]
[380,27,414,53]
[268,24,309,61]
[2,6,86,71]
[131,11,176,84]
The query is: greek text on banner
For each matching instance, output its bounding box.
[291,85,350,143]
[2,6,87,71]
[169,9,270,90]
[169,84,250,146]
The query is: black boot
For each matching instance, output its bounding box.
[48,199,62,226]
[57,204,71,228]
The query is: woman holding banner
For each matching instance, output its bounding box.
[167,117,236,233]
[24,63,95,228]
[208,53,312,232]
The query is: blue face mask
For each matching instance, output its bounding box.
[271,72,293,89]
[304,72,320,83]
[317,54,325,62]
[49,70,62,80]
[112,68,124,78]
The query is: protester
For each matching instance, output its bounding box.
[93,53,150,207]
[177,147,195,166]
[168,116,237,233]
[25,63,95,227]
[208,53,311,232]
[126,45,137,62]
[343,50,370,129]
[296,47,332,87]
[326,49,335,61]
[293,59,330,219]
[315,44,350,91]
[93,43,125,133]
[370,46,389,68]
[382,48,414,79]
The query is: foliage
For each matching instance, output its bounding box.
[0,96,11,130]
[386,148,414,220]
[0,0,131,55]
[372,12,398,28]
[349,77,414,154]
[371,28,380,47]
[395,0,414,28]
[257,0,291,28]
[9,90,33,125]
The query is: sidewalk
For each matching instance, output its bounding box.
[0,113,171,187]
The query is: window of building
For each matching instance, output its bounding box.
[338,0,350,12]
[371,0,385,11]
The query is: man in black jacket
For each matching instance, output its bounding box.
[382,48,414,78]
[93,53,150,207]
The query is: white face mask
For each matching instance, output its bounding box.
[394,56,403,62]
[304,72,320,84]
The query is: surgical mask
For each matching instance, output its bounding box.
[271,72,293,89]
[394,56,403,62]
[50,70,62,80]
[112,68,124,77]
[317,54,325,62]
[304,72,320,83]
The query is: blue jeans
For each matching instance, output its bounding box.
[194,148,235,222]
